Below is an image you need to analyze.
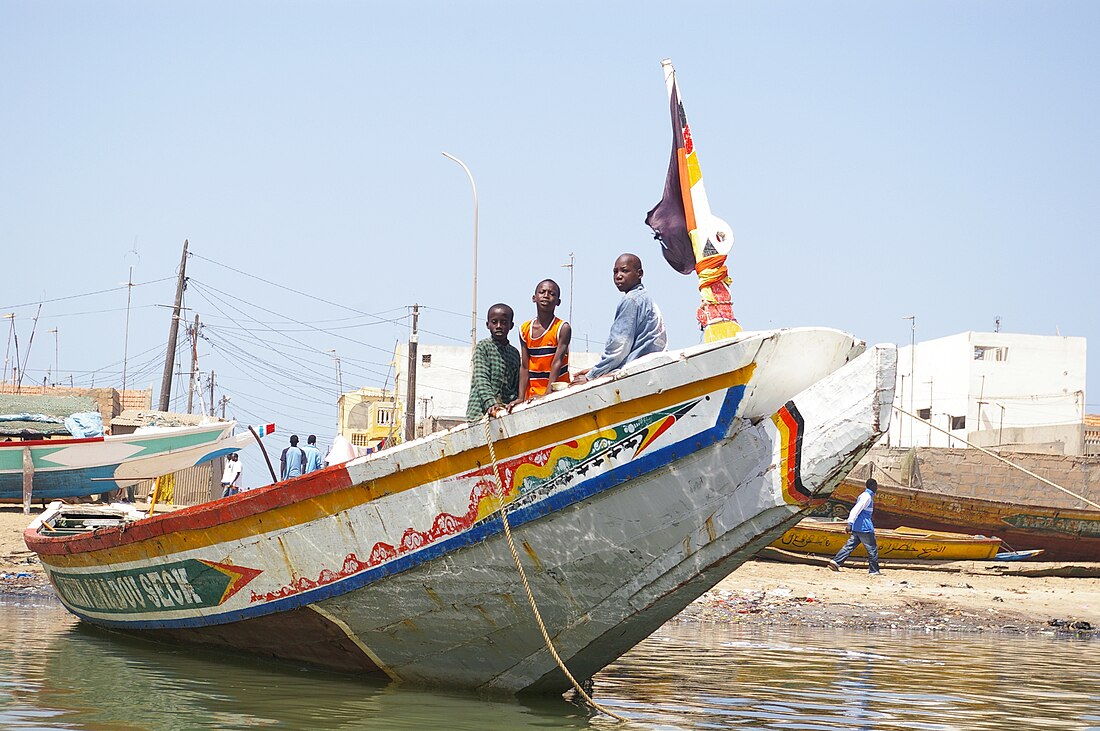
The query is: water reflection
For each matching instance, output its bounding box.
[1,597,1096,730]
[598,625,1099,730]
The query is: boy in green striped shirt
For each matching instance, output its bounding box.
[466,303,521,422]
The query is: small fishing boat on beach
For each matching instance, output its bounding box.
[1,421,267,502]
[820,447,1100,561]
[771,518,1003,561]
[22,61,898,696]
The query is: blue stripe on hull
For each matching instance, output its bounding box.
[66,386,745,630]
[0,465,119,500]
[1,451,233,501]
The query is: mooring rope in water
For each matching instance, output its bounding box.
[481,416,631,724]
[892,405,1100,511]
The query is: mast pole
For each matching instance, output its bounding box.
[159,240,189,411]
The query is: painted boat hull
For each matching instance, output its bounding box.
[818,447,1100,561]
[0,422,246,501]
[26,329,896,694]
[771,519,1002,560]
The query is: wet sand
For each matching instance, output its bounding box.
[2,506,1097,635]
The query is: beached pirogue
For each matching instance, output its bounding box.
[26,332,895,693]
[23,60,897,695]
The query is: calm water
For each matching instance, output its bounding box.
[1,595,1097,730]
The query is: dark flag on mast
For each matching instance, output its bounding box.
[645,71,697,275]
[644,59,741,340]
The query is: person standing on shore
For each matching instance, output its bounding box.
[280,435,306,481]
[828,478,881,575]
[302,435,324,473]
[220,453,243,497]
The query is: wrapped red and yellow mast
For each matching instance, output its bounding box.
[645,59,742,342]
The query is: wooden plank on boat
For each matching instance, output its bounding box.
[22,446,32,515]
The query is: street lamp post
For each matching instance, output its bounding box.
[442,152,479,351]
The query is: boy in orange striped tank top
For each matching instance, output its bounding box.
[518,279,572,401]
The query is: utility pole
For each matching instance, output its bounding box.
[187,314,200,414]
[419,396,431,438]
[159,240,189,411]
[122,266,134,395]
[405,304,419,442]
[327,349,343,395]
[17,304,42,393]
[47,328,58,385]
[219,395,230,419]
[562,252,575,325]
[902,315,915,448]
[209,370,216,417]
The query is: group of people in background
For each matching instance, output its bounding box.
[280,434,324,480]
[466,252,667,422]
[220,433,326,498]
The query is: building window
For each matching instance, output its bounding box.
[950,415,966,430]
[917,408,931,420]
[974,346,1008,362]
[421,354,432,366]
[351,433,371,447]
[375,408,393,426]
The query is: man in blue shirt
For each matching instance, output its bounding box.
[575,253,666,383]
[280,435,306,481]
[303,435,324,473]
[828,478,881,575]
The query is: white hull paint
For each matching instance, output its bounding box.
[27,329,896,694]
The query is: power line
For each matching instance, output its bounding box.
[191,251,404,328]
[0,276,175,311]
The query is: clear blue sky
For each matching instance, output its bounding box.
[2,2,1097,484]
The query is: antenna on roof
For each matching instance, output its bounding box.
[994,316,1001,333]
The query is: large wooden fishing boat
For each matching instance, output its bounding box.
[772,518,1002,560]
[26,331,896,694]
[23,60,898,696]
[0,421,261,502]
[819,447,1100,561]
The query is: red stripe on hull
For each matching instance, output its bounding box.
[26,466,354,556]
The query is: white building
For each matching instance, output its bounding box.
[889,331,1087,455]
[394,342,601,437]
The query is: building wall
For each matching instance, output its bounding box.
[0,382,152,433]
[394,342,602,437]
[888,332,1086,454]
[337,386,399,450]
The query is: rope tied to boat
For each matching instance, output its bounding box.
[480,415,631,724]
[892,405,1100,511]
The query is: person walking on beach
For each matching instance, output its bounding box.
[828,478,881,575]
[280,435,306,481]
[303,435,324,473]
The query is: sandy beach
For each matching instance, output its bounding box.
[2,505,1097,636]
